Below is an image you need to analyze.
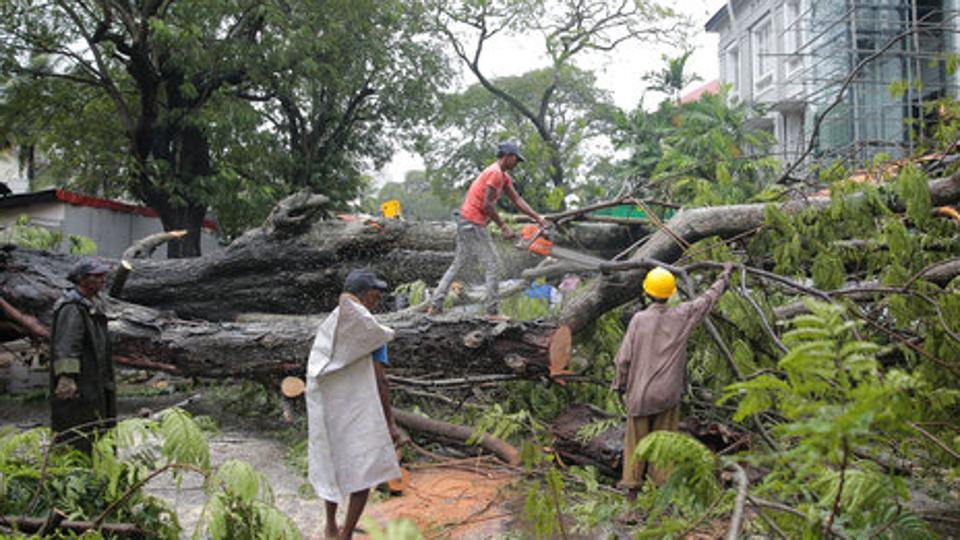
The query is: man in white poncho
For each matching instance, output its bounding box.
[307,268,400,539]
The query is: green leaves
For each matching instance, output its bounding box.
[617,91,779,206]
[897,164,933,228]
[199,460,300,540]
[158,408,210,470]
[634,431,720,511]
[721,301,938,537]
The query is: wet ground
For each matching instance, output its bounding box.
[0,359,524,539]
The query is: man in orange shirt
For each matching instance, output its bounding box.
[428,141,547,319]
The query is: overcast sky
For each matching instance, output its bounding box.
[377,0,728,185]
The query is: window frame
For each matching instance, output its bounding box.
[783,0,804,76]
[725,44,741,103]
[752,16,775,93]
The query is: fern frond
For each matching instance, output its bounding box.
[253,500,301,539]
[634,431,720,509]
[158,408,210,469]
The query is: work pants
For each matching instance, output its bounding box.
[621,405,681,489]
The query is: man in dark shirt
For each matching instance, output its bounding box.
[49,257,116,454]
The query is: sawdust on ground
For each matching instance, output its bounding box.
[365,465,520,539]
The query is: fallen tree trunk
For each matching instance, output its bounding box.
[114,305,569,380]
[558,173,960,334]
[550,404,751,479]
[393,408,521,466]
[115,192,640,320]
[0,247,571,380]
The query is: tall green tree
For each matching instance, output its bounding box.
[641,49,701,103]
[420,66,616,210]
[428,0,689,194]
[0,1,273,256]
[0,0,450,253]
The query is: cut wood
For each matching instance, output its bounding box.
[281,376,305,398]
[393,408,521,466]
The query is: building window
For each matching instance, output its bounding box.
[752,17,774,92]
[725,45,740,102]
[784,0,803,75]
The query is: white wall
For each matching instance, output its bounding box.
[63,205,221,259]
[1,200,222,258]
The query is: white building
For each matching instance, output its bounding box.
[707,0,960,171]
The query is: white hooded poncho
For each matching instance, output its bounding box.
[306,294,399,502]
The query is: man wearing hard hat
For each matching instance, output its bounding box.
[612,262,734,500]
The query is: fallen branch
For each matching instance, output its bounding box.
[0,515,157,537]
[910,422,960,462]
[0,297,48,339]
[110,230,188,298]
[388,374,520,387]
[392,408,521,466]
[724,460,749,540]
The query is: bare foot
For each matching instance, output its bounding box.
[484,313,509,321]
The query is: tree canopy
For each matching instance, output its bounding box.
[419,66,617,211]
[426,0,690,196]
[0,0,451,251]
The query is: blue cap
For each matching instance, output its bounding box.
[497,140,525,162]
[68,257,110,283]
[344,268,389,294]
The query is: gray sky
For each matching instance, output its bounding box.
[377,0,727,185]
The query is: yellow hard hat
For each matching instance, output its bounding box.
[643,267,676,299]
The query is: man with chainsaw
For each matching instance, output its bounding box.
[428,140,548,320]
[612,263,734,500]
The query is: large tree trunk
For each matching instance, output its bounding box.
[0,246,569,380]
[558,172,960,334]
[114,305,569,380]
[111,192,638,320]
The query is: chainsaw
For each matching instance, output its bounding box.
[517,224,608,269]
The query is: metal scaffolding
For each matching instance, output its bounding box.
[773,0,960,168]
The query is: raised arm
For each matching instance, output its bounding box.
[683,263,735,323]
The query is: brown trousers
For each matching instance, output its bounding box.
[621,405,680,489]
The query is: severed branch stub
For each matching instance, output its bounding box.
[110,230,187,298]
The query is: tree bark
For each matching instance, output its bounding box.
[0,246,570,380]
[558,172,960,334]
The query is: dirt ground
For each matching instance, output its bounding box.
[0,362,526,539]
